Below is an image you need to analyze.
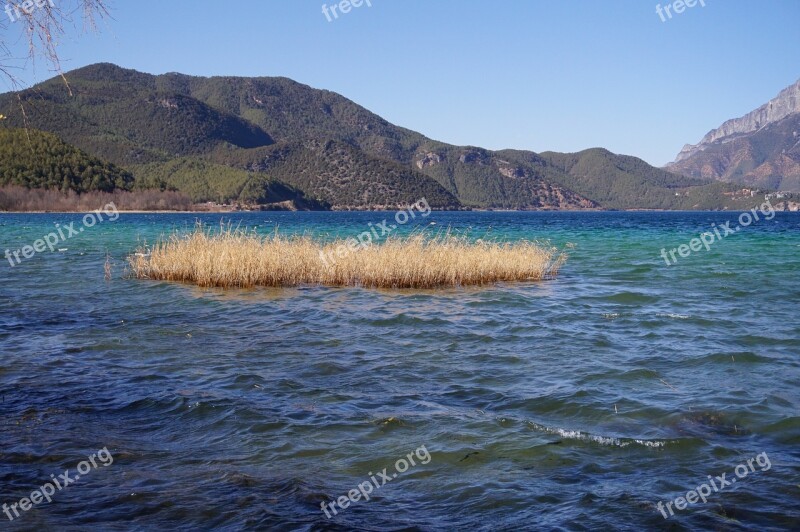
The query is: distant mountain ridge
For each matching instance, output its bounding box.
[673,80,800,163]
[667,79,800,191]
[0,63,767,210]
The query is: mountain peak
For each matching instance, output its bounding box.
[671,78,800,164]
[667,78,800,191]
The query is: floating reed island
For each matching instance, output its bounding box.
[127,226,565,289]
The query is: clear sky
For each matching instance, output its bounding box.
[1,0,799,166]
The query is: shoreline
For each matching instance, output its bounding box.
[2,208,798,214]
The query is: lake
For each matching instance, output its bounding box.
[1,211,798,530]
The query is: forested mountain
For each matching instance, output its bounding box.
[210,140,459,210]
[534,148,752,210]
[0,128,133,192]
[130,157,327,208]
[0,63,770,210]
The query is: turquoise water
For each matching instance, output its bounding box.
[1,211,799,530]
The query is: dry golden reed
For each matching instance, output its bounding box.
[127,226,565,289]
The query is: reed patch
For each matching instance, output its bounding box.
[319,197,431,269]
[127,225,565,289]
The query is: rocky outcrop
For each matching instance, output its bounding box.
[672,79,800,164]
[458,149,491,165]
[667,79,800,191]
[416,152,442,169]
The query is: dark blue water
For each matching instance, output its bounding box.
[1,211,799,531]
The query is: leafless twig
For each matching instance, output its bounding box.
[0,1,110,91]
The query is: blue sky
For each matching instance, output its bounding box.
[1,0,799,166]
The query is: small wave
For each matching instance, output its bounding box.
[601,292,659,304]
[526,421,671,448]
[690,351,770,365]
[761,416,800,440]
[656,313,690,319]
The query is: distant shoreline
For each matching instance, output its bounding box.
[2,208,798,214]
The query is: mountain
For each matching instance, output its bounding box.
[131,157,328,209]
[210,140,461,210]
[0,127,326,209]
[0,64,461,209]
[531,148,756,210]
[667,79,800,191]
[0,63,768,210]
[0,128,134,192]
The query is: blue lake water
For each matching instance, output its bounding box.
[1,211,799,530]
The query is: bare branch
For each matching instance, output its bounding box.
[0,0,110,90]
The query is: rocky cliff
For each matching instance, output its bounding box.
[673,79,800,163]
[667,79,800,191]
